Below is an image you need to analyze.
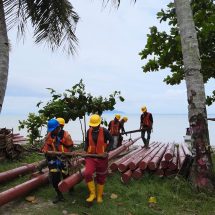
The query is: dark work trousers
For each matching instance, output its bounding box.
[118,135,123,147]
[50,171,68,190]
[141,129,151,146]
[85,157,108,185]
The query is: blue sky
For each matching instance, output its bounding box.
[1,0,215,116]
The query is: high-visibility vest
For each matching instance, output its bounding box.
[87,127,107,154]
[42,131,72,152]
[110,120,120,135]
[142,112,152,128]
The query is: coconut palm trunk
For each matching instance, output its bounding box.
[0,0,9,113]
[174,0,214,189]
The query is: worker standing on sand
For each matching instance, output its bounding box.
[41,118,74,204]
[108,114,121,149]
[118,116,128,147]
[140,106,153,148]
[84,114,113,203]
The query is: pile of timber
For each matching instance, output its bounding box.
[0,128,26,160]
[0,138,194,206]
[0,138,140,206]
[109,142,192,183]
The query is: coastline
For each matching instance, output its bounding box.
[1,113,215,146]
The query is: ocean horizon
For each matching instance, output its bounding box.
[1,113,215,146]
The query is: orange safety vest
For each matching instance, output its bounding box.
[110,120,120,136]
[142,112,152,129]
[42,131,73,153]
[87,127,107,154]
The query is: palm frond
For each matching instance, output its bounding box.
[102,0,137,8]
[4,0,79,54]
[4,0,28,34]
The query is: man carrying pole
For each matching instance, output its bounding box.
[118,116,128,147]
[108,114,121,149]
[84,114,113,204]
[41,118,74,204]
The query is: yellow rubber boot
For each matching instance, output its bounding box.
[97,184,104,203]
[86,181,96,202]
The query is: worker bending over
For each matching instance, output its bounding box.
[118,116,128,147]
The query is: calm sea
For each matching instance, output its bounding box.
[0,114,215,146]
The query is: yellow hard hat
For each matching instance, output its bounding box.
[123,117,128,122]
[141,106,147,112]
[148,196,157,204]
[57,117,65,126]
[115,114,121,120]
[89,114,101,127]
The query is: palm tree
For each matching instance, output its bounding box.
[105,0,214,189]
[0,0,79,113]
[174,0,214,189]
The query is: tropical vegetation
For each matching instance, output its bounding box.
[19,80,124,144]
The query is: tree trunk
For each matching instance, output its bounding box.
[0,0,9,113]
[174,0,214,190]
[84,115,87,139]
[79,117,85,144]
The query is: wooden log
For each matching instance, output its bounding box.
[121,169,132,184]
[164,143,175,161]
[132,168,144,180]
[148,144,168,170]
[139,144,165,170]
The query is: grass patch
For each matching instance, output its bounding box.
[0,153,215,215]
[0,152,43,192]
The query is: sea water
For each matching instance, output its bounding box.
[0,114,215,146]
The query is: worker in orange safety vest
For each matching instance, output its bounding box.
[41,118,74,204]
[84,114,113,204]
[118,116,128,147]
[140,106,153,148]
[108,114,121,149]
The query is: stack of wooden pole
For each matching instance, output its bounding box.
[58,137,141,192]
[110,142,192,183]
[0,139,192,206]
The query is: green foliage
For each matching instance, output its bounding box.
[206,90,215,105]
[139,0,215,104]
[38,79,124,122]
[19,80,124,143]
[18,113,47,144]
[4,0,79,54]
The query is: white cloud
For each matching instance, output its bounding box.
[3,0,215,116]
